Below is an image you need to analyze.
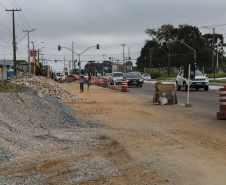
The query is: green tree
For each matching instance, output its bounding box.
[138,24,226,71]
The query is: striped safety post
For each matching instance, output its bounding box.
[217,85,226,120]
[121,78,129,92]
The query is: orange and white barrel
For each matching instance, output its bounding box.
[94,77,98,85]
[91,77,95,85]
[217,86,226,119]
[97,77,103,86]
[121,78,129,92]
[103,77,108,88]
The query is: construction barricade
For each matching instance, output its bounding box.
[121,78,129,92]
[153,83,178,105]
[217,86,226,120]
[103,77,108,88]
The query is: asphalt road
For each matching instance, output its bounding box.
[108,81,222,116]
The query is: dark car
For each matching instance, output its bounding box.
[65,74,79,82]
[125,73,143,87]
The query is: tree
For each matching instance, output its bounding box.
[138,24,226,71]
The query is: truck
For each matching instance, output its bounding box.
[54,70,66,82]
[112,64,126,74]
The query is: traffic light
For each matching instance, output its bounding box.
[96,44,99,49]
[58,45,61,51]
[166,37,169,43]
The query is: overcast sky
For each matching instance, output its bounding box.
[0,0,226,71]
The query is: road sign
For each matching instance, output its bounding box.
[30,50,37,57]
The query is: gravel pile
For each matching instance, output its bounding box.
[0,85,111,184]
[8,72,81,102]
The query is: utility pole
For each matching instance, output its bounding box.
[201,25,216,75]
[121,44,125,64]
[212,28,215,76]
[6,9,21,76]
[72,41,74,71]
[23,29,36,73]
[149,48,153,72]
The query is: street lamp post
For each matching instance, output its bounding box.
[58,44,99,75]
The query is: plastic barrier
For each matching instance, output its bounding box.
[121,78,129,92]
[217,86,226,120]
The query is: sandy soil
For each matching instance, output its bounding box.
[62,82,226,185]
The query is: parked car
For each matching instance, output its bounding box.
[126,73,143,87]
[65,74,79,82]
[142,73,151,81]
[176,69,209,91]
[109,72,124,85]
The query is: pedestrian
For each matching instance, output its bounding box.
[87,72,92,93]
[209,67,211,75]
[79,71,85,93]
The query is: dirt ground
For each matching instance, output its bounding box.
[1,81,226,184]
[62,82,226,185]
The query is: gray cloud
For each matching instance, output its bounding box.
[0,0,226,70]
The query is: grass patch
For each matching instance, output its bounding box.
[209,80,226,83]
[156,77,169,80]
[206,73,226,78]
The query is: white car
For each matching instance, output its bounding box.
[176,69,209,91]
[109,72,124,85]
[142,73,151,81]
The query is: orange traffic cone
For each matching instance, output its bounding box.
[113,81,117,90]
[60,77,64,83]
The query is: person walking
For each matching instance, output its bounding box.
[79,71,85,93]
[87,72,92,93]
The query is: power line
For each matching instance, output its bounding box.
[0,22,13,34]
[17,12,27,30]
[9,0,17,9]
[202,24,226,28]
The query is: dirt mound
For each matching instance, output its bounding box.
[0,83,31,93]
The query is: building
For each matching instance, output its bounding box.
[0,60,13,68]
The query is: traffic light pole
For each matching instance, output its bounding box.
[180,40,196,66]
[58,44,99,75]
